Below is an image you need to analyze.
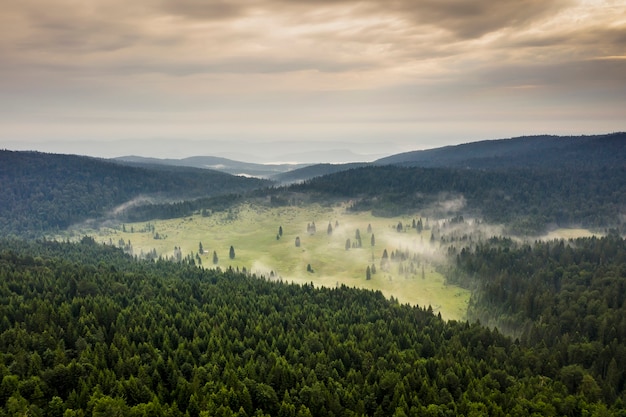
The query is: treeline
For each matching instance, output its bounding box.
[0,151,269,236]
[290,165,626,234]
[445,234,626,404]
[1,238,625,416]
[118,194,246,222]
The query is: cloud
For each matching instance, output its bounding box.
[158,0,247,20]
[0,0,624,153]
[402,0,573,39]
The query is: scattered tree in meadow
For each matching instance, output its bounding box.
[381,249,390,271]
[199,242,204,254]
[295,236,301,247]
[355,229,362,247]
[366,265,371,280]
[345,238,351,251]
[213,250,219,264]
[397,222,403,232]
[307,264,313,273]
[367,223,372,233]
[327,222,333,235]
[279,226,283,237]
[371,234,375,246]
[229,245,235,259]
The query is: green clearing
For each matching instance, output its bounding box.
[85,203,470,321]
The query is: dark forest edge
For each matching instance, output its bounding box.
[1,237,626,416]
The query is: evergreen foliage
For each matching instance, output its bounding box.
[0,151,267,236]
[1,238,624,415]
[290,165,626,234]
[446,234,626,405]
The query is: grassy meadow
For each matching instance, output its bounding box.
[83,203,470,321]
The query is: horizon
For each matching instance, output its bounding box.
[2,131,624,165]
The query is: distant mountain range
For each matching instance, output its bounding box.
[113,155,310,178]
[121,133,624,183]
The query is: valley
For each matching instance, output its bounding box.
[2,134,626,415]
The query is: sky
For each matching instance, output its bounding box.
[1,0,625,162]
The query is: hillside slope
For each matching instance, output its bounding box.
[290,164,626,233]
[0,151,269,235]
[375,132,626,169]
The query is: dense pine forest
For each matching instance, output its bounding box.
[0,151,269,236]
[291,165,626,234]
[2,238,626,416]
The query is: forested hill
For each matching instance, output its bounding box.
[0,150,270,236]
[270,162,368,184]
[375,132,626,170]
[114,155,310,179]
[1,237,624,415]
[290,164,626,233]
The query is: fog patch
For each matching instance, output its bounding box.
[111,196,158,216]
[437,196,466,214]
[251,260,287,282]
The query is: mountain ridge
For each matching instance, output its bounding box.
[113,155,310,178]
[374,132,626,169]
